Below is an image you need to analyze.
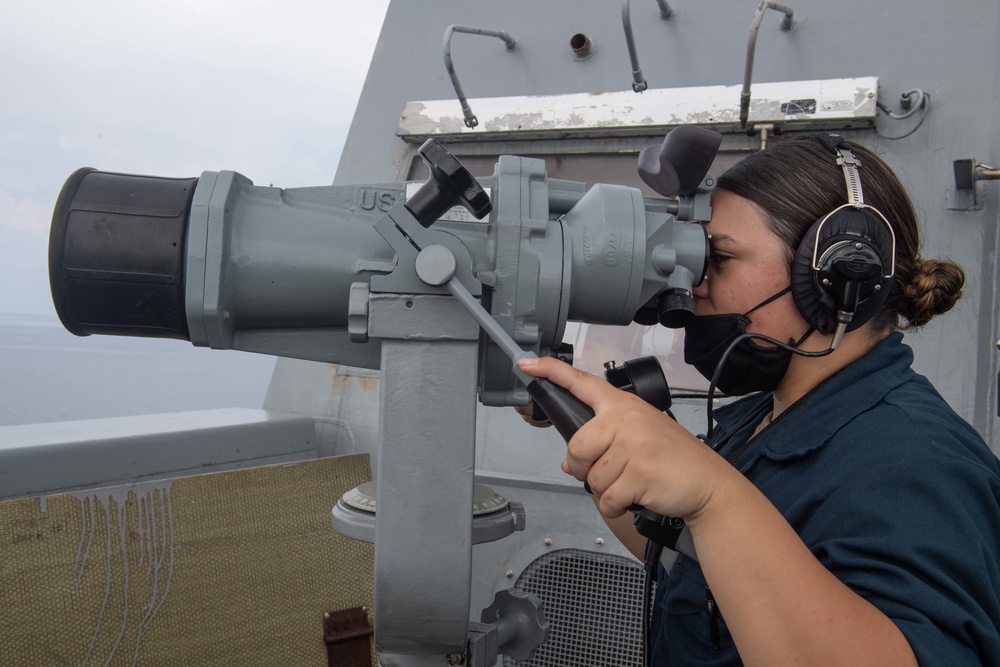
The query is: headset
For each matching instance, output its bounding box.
[702,135,899,438]
[790,134,897,349]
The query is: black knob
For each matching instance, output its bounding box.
[404,138,492,227]
[604,356,671,413]
[657,289,696,329]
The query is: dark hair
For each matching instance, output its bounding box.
[716,137,964,332]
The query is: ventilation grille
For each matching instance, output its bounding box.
[505,548,646,667]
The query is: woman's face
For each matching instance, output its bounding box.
[692,189,809,342]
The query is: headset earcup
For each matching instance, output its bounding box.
[791,207,894,335]
[791,217,834,333]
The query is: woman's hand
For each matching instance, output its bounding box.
[513,401,552,428]
[517,356,736,525]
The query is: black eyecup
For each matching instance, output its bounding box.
[48,168,198,340]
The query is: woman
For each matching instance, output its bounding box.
[518,135,1000,665]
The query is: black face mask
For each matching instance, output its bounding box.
[683,287,810,396]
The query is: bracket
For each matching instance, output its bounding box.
[948,158,1000,211]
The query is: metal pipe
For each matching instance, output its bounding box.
[877,88,929,120]
[570,33,594,59]
[443,25,517,129]
[755,122,775,150]
[655,0,674,20]
[740,1,795,129]
[622,0,674,94]
[977,164,1000,180]
[622,0,647,92]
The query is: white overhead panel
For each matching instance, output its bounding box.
[398,77,878,143]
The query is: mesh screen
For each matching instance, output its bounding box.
[0,455,374,667]
[505,548,647,667]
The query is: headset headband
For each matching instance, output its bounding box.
[806,141,897,280]
[836,147,865,208]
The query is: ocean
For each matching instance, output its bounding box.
[0,313,277,427]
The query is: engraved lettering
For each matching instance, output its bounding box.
[604,229,619,267]
[378,191,396,211]
[583,224,595,265]
[360,188,377,211]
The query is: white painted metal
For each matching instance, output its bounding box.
[398,77,878,142]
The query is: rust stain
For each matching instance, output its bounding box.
[328,365,379,394]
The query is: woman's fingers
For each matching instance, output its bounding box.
[518,356,619,412]
[513,401,552,428]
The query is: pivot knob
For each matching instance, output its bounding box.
[481,589,550,662]
[404,138,492,227]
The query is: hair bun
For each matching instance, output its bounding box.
[897,258,965,327]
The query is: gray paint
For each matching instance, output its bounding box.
[173,152,710,419]
[370,294,479,656]
[0,1,997,664]
[0,409,318,499]
[186,173,413,369]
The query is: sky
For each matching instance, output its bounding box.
[0,0,391,318]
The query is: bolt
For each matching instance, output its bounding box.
[595,538,605,546]
[855,242,864,250]
[821,278,831,286]
[544,537,553,547]
[447,654,466,666]
[506,569,514,578]
[874,284,881,291]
